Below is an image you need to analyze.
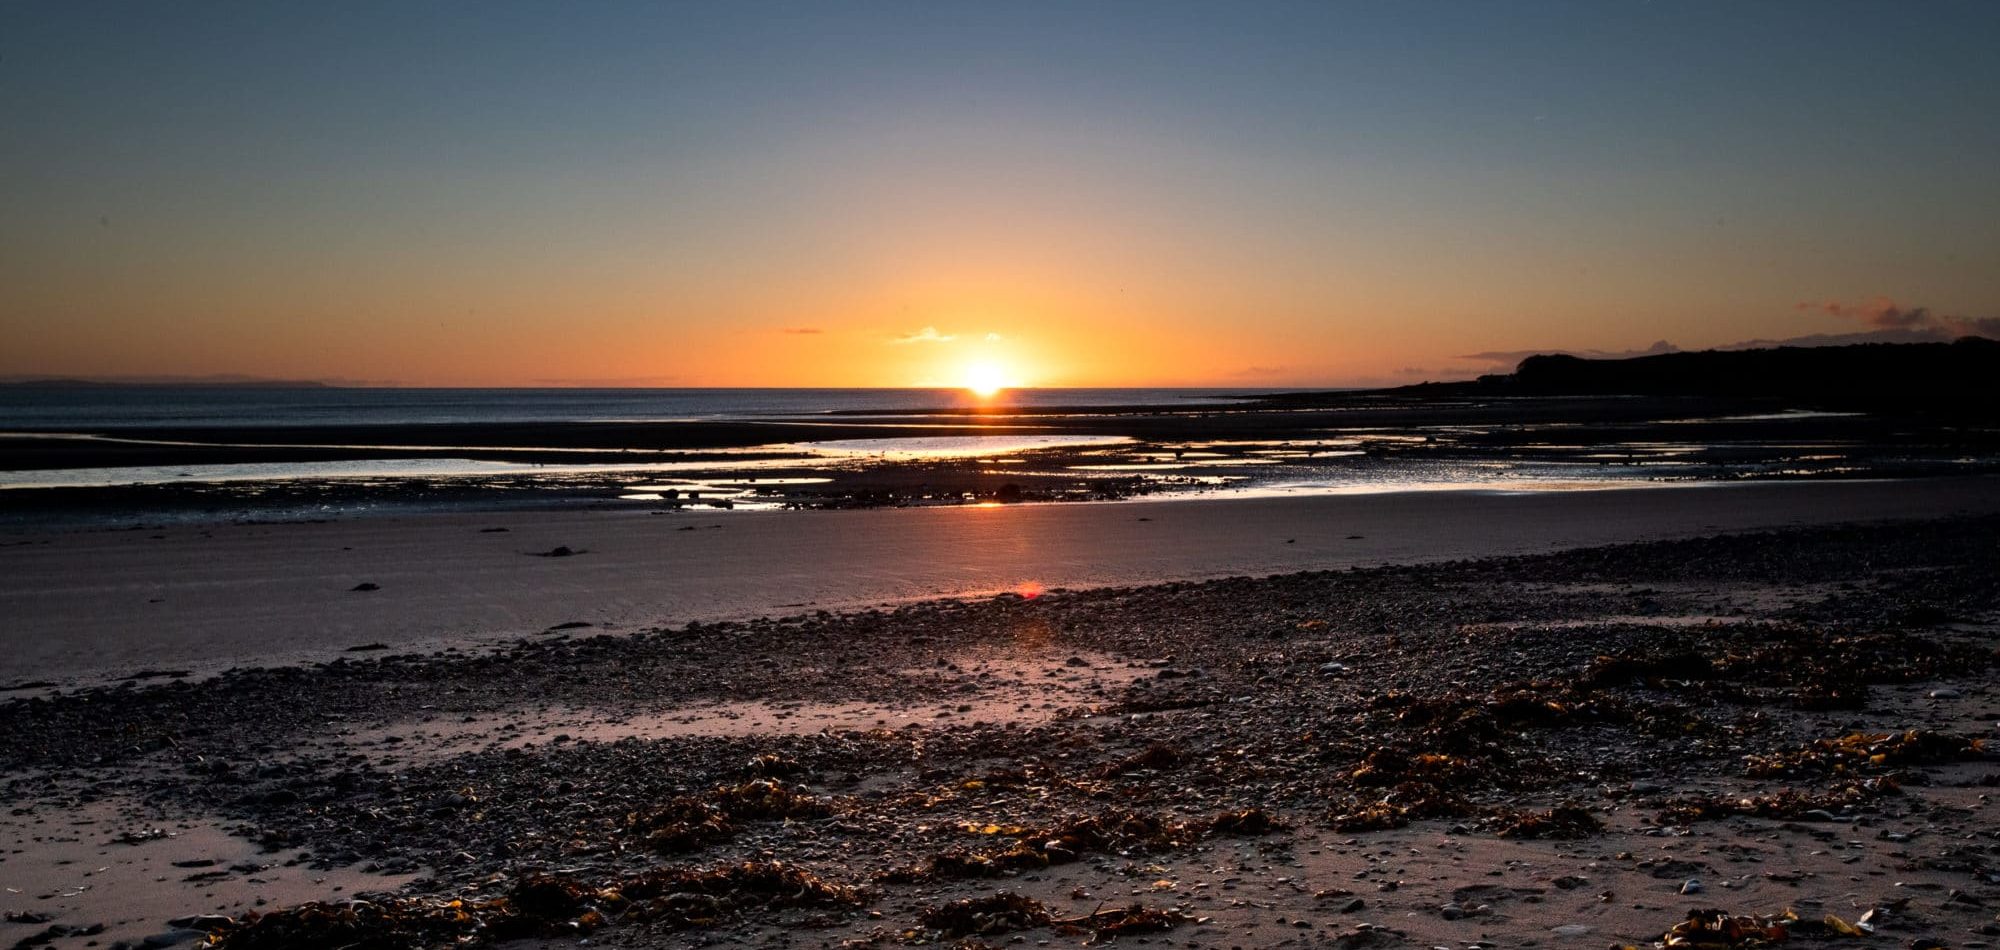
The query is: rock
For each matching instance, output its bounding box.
[1680,879,1704,894]
[349,582,379,592]
[1930,688,1962,699]
[1550,924,1591,936]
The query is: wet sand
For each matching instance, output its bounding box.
[4,476,1998,684]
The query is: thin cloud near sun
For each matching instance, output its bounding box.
[891,326,955,345]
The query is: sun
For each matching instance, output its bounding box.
[963,361,1008,398]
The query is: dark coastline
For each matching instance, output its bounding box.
[5,341,1999,526]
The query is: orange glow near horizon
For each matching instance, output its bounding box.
[4,6,1996,389]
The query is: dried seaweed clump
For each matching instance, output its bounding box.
[1491,805,1603,840]
[1364,683,1673,770]
[1616,906,1878,949]
[1586,626,1992,711]
[206,862,867,949]
[1327,781,1477,832]
[626,779,839,853]
[610,861,868,926]
[1205,807,1283,836]
[1092,742,1183,778]
[1061,903,1195,940]
[1583,650,1717,688]
[917,893,1054,938]
[1648,909,1792,949]
[1656,777,1899,826]
[1348,747,1480,788]
[890,809,1222,881]
[1744,730,1988,779]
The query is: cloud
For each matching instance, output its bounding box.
[1718,328,1952,349]
[1460,339,1679,369]
[531,375,682,387]
[984,332,1003,342]
[1224,365,1289,379]
[1796,296,1930,328]
[1797,296,1998,339]
[1961,316,2000,338]
[892,326,955,344]
[779,327,823,335]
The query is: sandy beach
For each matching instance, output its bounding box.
[4,476,1998,684]
[11,3,2000,946]
[1,496,1997,949]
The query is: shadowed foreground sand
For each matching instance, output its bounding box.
[3,512,1998,948]
[2,476,1997,683]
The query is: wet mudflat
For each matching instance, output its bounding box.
[2,517,1998,948]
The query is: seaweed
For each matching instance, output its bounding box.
[205,862,868,949]
[917,893,1054,937]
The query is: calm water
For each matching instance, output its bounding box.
[0,386,1266,430]
[1,387,1977,522]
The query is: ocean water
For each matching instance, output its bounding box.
[0,386,1265,430]
[2,387,1977,519]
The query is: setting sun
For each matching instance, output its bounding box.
[963,361,1008,398]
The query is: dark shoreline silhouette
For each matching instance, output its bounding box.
[1390,336,2000,413]
[3,339,1996,527]
[8,338,1995,464]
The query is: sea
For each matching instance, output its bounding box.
[2,385,1980,524]
[0,386,1262,430]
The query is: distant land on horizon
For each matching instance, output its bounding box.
[4,333,1995,398]
[0,375,338,389]
[1385,336,2000,414]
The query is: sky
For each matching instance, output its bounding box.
[3,1,1998,388]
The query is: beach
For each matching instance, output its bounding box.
[4,476,1997,684]
[2,480,1999,949]
[11,2,2000,945]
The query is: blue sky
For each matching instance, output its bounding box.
[4,1,1997,385]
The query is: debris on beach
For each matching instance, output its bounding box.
[626,779,840,853]
[1743,729,1989,778]
[881,807,1275,883]
[1656,777,1901,825]
[1056,903,1195,940]
[4,517,2000,948]
[203,861,868,948]
[1491,804,1603,839]
[916,893,1053,938]
[1628,905,1897,948]
[1649,909,1793,948]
